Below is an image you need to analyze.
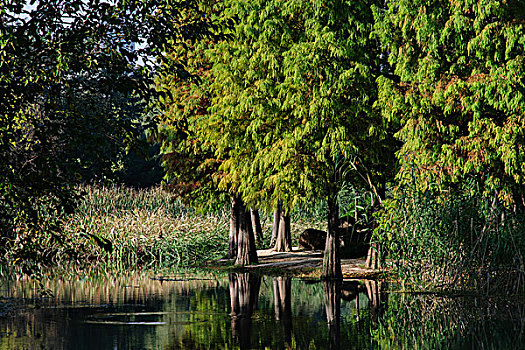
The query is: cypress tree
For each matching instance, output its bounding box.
[208,0,382,277]
[375,0,525,205]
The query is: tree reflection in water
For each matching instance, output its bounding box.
[273,276,292,346]
[324,279,385,349]
[364,280,384,322]
[2,272,523,349]
[228,273,386,349]
[323,279,342,349]
[228,273,261,349]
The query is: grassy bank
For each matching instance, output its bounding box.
[26,185,325,273]
[61,185,229,270]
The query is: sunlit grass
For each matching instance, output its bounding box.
[61,185,229,270]
[60,185,328,271]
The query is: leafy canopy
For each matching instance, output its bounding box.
[207,0,384,212]
[154,1,229,211]
[375,0,525,204]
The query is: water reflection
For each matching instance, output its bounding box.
[226,275,385,349]
[0,272,523,349]
[273,277,292,346]
[364,280,384,322]
[323,280,341,350]
[229,273,261,349]
[321,280,386,350]
[376,292,525,350]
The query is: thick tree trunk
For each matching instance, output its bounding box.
[229,273,261,349]
[235,199,258,265]
[250,208,263,245]
[273,276,292,345]
[322,197,342,279]
[323,279,341,350]
[273,209,291,252]
[229,195,240,259]
[270,205,281,246]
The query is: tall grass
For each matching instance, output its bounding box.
[374,179,525,294]
[3,184,369,274]
[61,185,229,270]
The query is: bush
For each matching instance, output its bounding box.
[374,178,525,294]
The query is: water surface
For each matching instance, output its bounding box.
[0,271,523,349]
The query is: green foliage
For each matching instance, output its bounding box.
[374,175,525,293]
[153,1,233,212]
[338,183,377,229]
[0,0,218,268]
[155,39,227,210]
[374,0,525,204]
[207,0,386,212]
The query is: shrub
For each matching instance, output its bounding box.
[374,178,525,294]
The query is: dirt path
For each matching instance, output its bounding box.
[242,247,383,279]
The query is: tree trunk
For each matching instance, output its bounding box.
[323,279,341,350]
[273,209,291,252]
[322,196,342,279]
[229,195,240,259]
[365,243,378,269]
[250,208,263,245]
[270,205,281,246]
[235,199,258,265]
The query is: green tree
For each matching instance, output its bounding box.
[374,0,525,206]
[207,0,383,277]
[0,0,216,268]
[155,37,225,212]
[154,2,261,264]
[152,2,245,261]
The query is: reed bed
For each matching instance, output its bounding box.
[63,185,328,270]
[61,185,229,270]
[375,179,525,295]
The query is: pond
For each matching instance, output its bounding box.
[0,271,523,349]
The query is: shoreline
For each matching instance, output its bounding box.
[212,247,384,280]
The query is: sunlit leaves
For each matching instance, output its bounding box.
[376,0,525,204]
[204,0,384,213]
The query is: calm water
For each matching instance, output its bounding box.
[0,271,523,349]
